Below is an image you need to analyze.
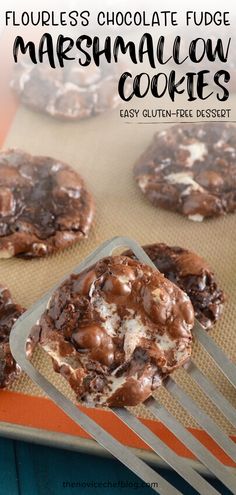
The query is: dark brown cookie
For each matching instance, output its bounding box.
[11,62,120,120]
[0,285,25,388]
[134,123,236,221]
[0,149,95,258]
[124,244,225,329]
[28,255,194,407]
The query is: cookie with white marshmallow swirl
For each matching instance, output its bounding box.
[134,123,236,221]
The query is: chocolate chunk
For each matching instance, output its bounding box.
[0,285,25,388]
[124,244,225,329]
[0,149,94,258]
[28,255,194,407]
[11,61,122,120]
[134,123,236,220]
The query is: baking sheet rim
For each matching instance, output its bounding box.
[2,419,233,476]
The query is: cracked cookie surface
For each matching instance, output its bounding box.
[11,62,121,120]
[124,243,225,329]
[28,255,194,407]
[0,149,94,258]
[0,285,25,388]
[134,123,236,221]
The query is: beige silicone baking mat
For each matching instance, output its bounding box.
[1,94,236,437]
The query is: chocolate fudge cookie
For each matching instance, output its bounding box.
[134,123,236,220]
[124,244,225,329]
[0,285,25,388]
[11,61,120,120]
[0,149,94,258]
[28,255,194,407]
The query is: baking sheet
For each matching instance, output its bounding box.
[0,66,236,462]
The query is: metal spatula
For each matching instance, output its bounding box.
[9,237,236,495]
